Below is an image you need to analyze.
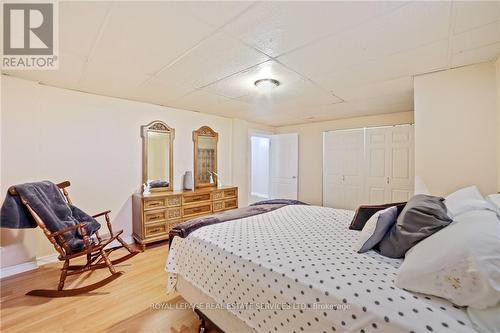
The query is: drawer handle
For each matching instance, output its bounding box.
[149,214,162,220]
[149,202,160,206]
[149,228,162,233]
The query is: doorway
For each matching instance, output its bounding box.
[249,132,298,204]
[250,135,271,203]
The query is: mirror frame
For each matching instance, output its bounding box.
[141,120,175,191]
[193,126,219,189]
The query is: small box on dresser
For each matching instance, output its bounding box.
[132,186,238,249]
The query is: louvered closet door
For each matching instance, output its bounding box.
[365,125,414,204]
[323,129,364,209]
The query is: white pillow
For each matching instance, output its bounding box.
[486,194,500,217]
[449,199,497,219]
[396,210,500,309]
[467,305,500,333]
[445,185,486,218]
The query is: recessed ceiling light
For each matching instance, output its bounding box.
[254,78,280,92]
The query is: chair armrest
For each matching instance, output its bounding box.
[92,210,114,235]
[92,210,111,218]
[51,222,92,251]
[51,223,86,237]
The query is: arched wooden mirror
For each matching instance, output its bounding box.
[193,126,218,189]
[141,120,175,191]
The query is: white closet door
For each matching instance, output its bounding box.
[365,127,392,204]
[323,131,345,208]
[323,129,364,209]
[365,125,414,204]
[342,130,365,209]
[389,125,414,202]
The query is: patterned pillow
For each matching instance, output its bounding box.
[396,209,500,309]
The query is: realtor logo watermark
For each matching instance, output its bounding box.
[2,1,58,70]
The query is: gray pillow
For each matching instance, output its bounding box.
[358,206,398,253]
[378,194,452,258]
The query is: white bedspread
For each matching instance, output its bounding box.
[166,205,476,333]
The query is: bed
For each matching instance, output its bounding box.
[166,204,476,332]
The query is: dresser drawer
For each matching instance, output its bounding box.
[212,190,223,200]
[145,222,168,237]
[224,198,237,210]
[182,202,212,218]
[167,219,182,232]
[167,195,182,207]
[167,207,181,220]
[144,197,166,210]
[183,193,211,205]
[223,188,237,199]
[144,209,167,224]
[213,200,224,212]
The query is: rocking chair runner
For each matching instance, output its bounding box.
[8,181,141,297]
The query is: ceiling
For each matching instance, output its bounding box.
[4,1,500,126]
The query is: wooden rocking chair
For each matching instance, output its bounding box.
[8,181,141,297]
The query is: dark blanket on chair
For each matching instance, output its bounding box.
[0,181,101,252]
[170,199,308,239]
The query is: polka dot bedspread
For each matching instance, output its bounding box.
[166,205,476,333]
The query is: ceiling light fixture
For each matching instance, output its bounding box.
[254,78,280,92]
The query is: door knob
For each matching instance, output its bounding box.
[292,176,297,179]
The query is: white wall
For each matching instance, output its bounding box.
[0,75,242,266]
[275,111,414,205]
[414,61,498,196]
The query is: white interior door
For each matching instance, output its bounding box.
[388,125,414,202]
[323,131,344,208]
[365,127,391,204]
[365,125,414,204]
[323,129,364,209]
[342,131,365,209]
[270,133,298,200]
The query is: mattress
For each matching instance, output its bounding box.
[166,205,476,333]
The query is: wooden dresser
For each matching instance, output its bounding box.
[132,186,238,248]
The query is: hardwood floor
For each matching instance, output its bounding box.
[0,243,219,333]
